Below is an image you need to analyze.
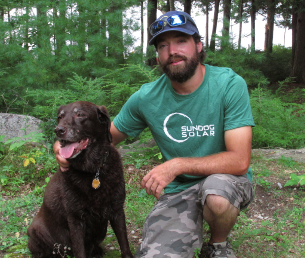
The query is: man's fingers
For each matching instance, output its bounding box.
[155,184,164,200]
[141,174,151,188]
[143,177,153,195]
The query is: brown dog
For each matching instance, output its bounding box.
[27,101,133,258]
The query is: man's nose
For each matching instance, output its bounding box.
[168,43,178,55]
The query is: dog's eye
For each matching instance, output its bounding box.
[76,112,85,117]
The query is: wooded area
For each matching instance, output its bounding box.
[0,0,304,116]
[1,2,305,256]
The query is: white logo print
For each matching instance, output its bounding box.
[163,113,215,143]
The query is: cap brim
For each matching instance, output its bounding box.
[149,27,196,46]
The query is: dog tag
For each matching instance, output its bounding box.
[92,178,100,189]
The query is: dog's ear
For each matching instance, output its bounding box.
[97,106,112,143]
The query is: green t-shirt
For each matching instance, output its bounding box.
[113,64,255,193]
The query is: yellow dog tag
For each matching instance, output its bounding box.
[92,178,100,189]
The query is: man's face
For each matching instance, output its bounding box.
[156,31,202,83]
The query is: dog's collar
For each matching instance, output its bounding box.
[92,150,109,189]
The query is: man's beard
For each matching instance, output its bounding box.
[159,49,200,83]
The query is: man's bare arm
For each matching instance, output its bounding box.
[141,126,253,199]
[110,122,128,146]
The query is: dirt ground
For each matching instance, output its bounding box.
[252,147,305,164]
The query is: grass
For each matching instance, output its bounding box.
[0,145,305,257]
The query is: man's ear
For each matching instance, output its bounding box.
[197,41,203,53]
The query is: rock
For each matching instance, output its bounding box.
[0,113,42,142]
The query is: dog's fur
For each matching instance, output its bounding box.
[27,101,133,258]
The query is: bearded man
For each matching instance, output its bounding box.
[55,11,255,258]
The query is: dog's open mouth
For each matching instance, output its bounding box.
[59,138,89,159]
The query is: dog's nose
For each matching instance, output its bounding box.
[55,126,67,136]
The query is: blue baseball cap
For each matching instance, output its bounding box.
[149,11,200,46]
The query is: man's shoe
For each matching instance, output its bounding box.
[207,241,236,258]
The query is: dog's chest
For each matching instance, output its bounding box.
[63,173,123,218]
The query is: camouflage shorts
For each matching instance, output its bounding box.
[135,174,254,258]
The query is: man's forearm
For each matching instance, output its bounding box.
[171,150,251,178]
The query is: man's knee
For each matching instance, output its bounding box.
[204,194,236,216]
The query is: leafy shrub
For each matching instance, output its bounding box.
[285,173,305,187]
[260,45,292,83]
[205,47,268,88]
[250,86,305,148]
[0,133,56,191]
[101,64,160,116]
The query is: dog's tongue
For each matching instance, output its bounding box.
[59,139,89,159]
[59,142,79,159]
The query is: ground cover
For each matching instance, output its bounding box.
[0,148,304,258]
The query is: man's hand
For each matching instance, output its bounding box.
[53,141,70,172]
[141,159,180,200]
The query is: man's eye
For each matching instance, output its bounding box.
[158,44,167,49]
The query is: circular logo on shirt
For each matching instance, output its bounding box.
[163,113,192,143]
[163,113,215,143]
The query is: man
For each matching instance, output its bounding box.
[54,11,255,258]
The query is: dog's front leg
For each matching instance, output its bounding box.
[110,210,133,258]
[68,217,86,258]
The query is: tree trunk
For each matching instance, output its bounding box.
[210,0,220,51]
[222,0,231,49]
[264,23,269,51]
[108,3,124,65]
[0,7,4,44]
[54,0,66,57]
[291,7,298,65]
[238,0,243,49]
[169,0,175,11]
[24,5,30,51]
[36,2,50,52]
[250,0,256,50]
[291,10,305,83]
[264,0,275,53]
[205,2,209,48]
[0,6,3,21]
[141,0,144,57]
[184,0,192,14]
[147,0,157,46]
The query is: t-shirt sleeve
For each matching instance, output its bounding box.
[113,91,147,137]
[224,72,255,131]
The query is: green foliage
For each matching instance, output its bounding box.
[260,45,292,83]
[101,64,160,116]
[0,0,139,114]
[250,86,305,148]
[274,77,305,103]
[0,133,56,192]
[205,46,268,88]
[285,173,305,187]
[0,193,42,255]
[121,129,162,169]
[4,132,45,151]
[125,184,156,227]
[0,135,5,154]
[123,144,162,169]
[277,155,298,168]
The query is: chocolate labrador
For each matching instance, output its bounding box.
[27,101,133,258]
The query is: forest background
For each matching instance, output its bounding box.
[0,0,305,257]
